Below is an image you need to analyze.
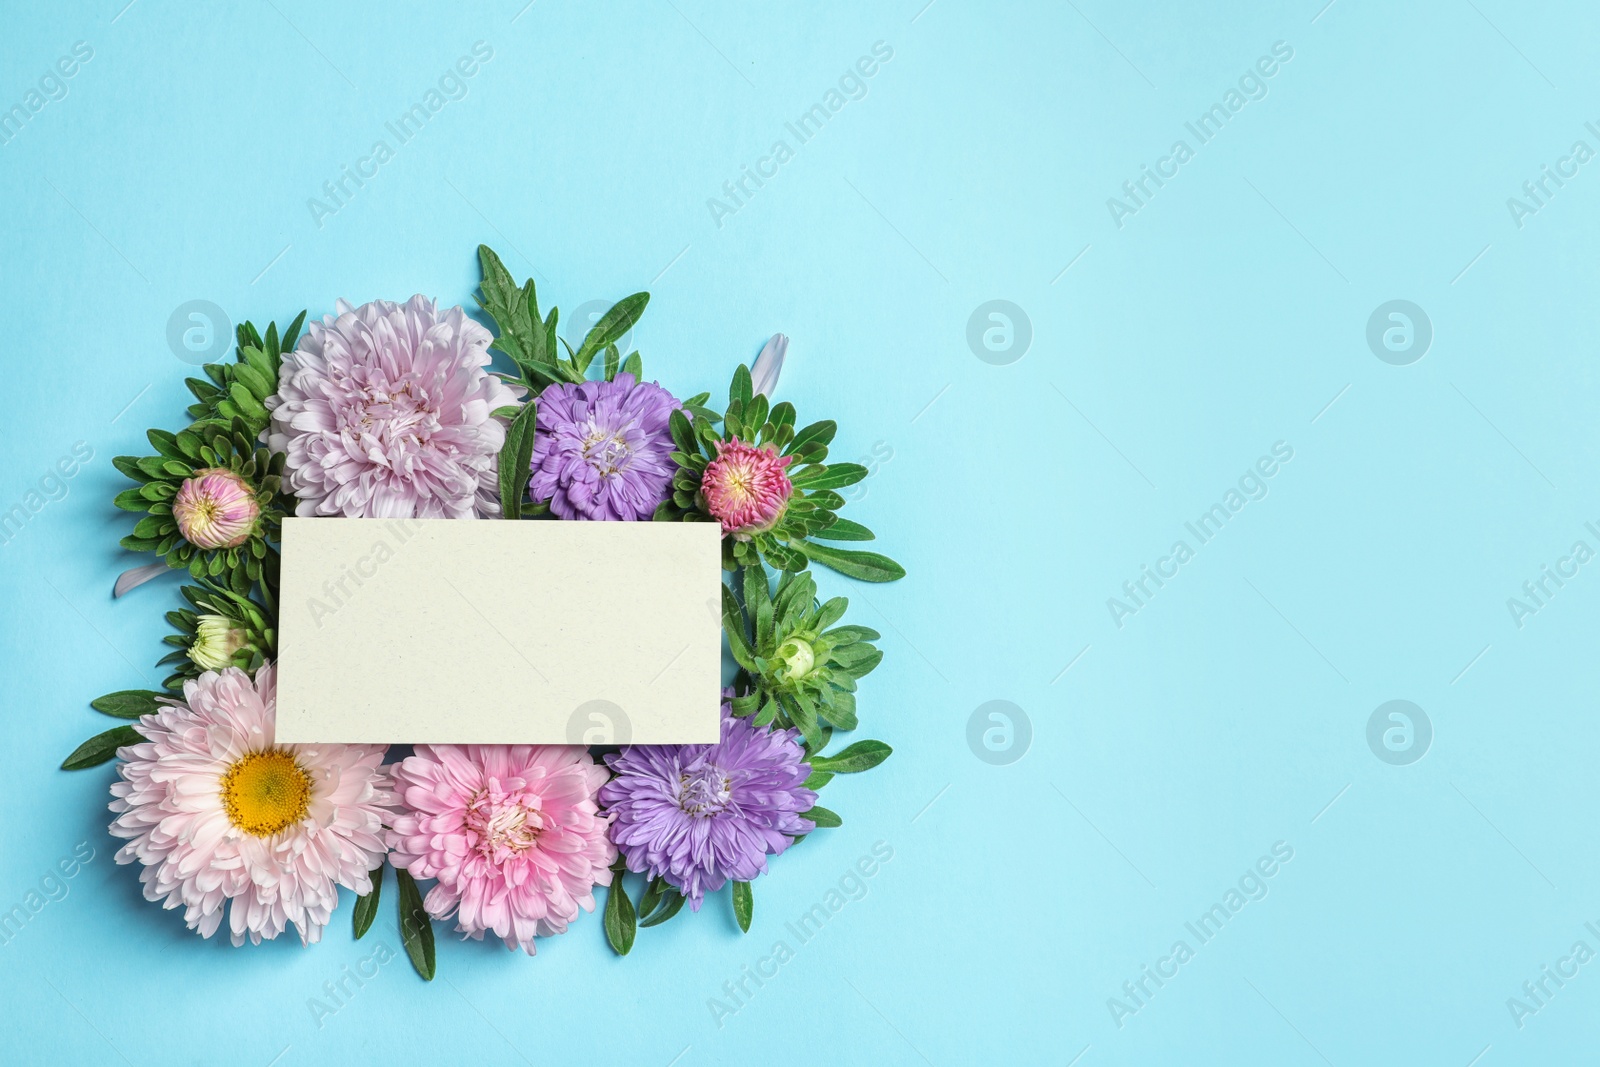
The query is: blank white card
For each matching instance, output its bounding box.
[273,518,723,745]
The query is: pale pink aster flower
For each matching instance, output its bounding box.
[701,438,794,534]
[267,295,521,518]
[108,664,391,946]
[386,745,616,956]
[171,468,260,549]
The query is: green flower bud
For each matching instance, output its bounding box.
[776,635,817,683]
[189,614,250,671]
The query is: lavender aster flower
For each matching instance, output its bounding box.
[267,295,520,519]
[600,695,816,908]
[528,373,680,521]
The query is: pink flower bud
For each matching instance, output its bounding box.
[701,439,793,535]
[172,468,260,550]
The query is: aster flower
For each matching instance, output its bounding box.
[601,698,818,910]
[528,374,682,520]
[702,438,793,534]
[113,416,285,591]
[657,364,905,583]
[107,664,391,946]
[386,745,616,956]
[267,295,520,519]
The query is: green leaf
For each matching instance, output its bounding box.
[723,584,758,671]
[787,690,824,753]
[90,690,164,719]
[639,889,687,928]
[743,565,773,650]
[732,881,753,933]
[61,725,141,770]
[831,643,883,676]
[819,690,858,730]
[637,876,668,921]
[497,401,538,519]
[802,769,834,790]
[669,409,697,456]
[792,463,868,491]
[113,488,149,512]
[575,292,649,369]
[795,541,906,583]
[826,624,881,642]
[729,364,753,409]
[787,420,837,456]
[604,859,636,956]
[620,352,643,379]
[810,740,893,774]
[813,518,875,542]
[803,805,842,829]
[812,596,848,632]
[395,868,436,980]
[353,862,384,939]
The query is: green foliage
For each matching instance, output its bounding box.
[724,566,884,749]
[61,725,142,770]
[156,580,275,691]
[184,314,306,436]
[476,245,652,393]
[112,413,285,593]
[655,363,905,583]
[396,868,436,980]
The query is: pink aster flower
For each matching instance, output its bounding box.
[108,664,392,946]
[701,438,794,534]
[171,468,260,549]
[386,745,616,955]
[267,295,521,518]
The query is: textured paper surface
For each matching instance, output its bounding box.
[274,518,723,744]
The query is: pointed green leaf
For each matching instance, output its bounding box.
[795,540,905,583]
[61,725,142,769]
[810,740,893,774]
[812,518,875,542]
[90,690,165,719]
[353,862,384,939]
[732,881,753,933]
[802,805,842,829]
[395,868,436,980]
[604,859,636,956]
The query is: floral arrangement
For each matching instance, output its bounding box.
[62,247,902,978]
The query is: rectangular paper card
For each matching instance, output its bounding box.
[274,517,724,745]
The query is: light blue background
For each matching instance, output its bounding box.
[2,0,1596,1063]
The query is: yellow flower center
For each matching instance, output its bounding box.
[220,750,312,837]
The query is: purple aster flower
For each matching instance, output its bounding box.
[600,695,816,908]
[528,373,680,521]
